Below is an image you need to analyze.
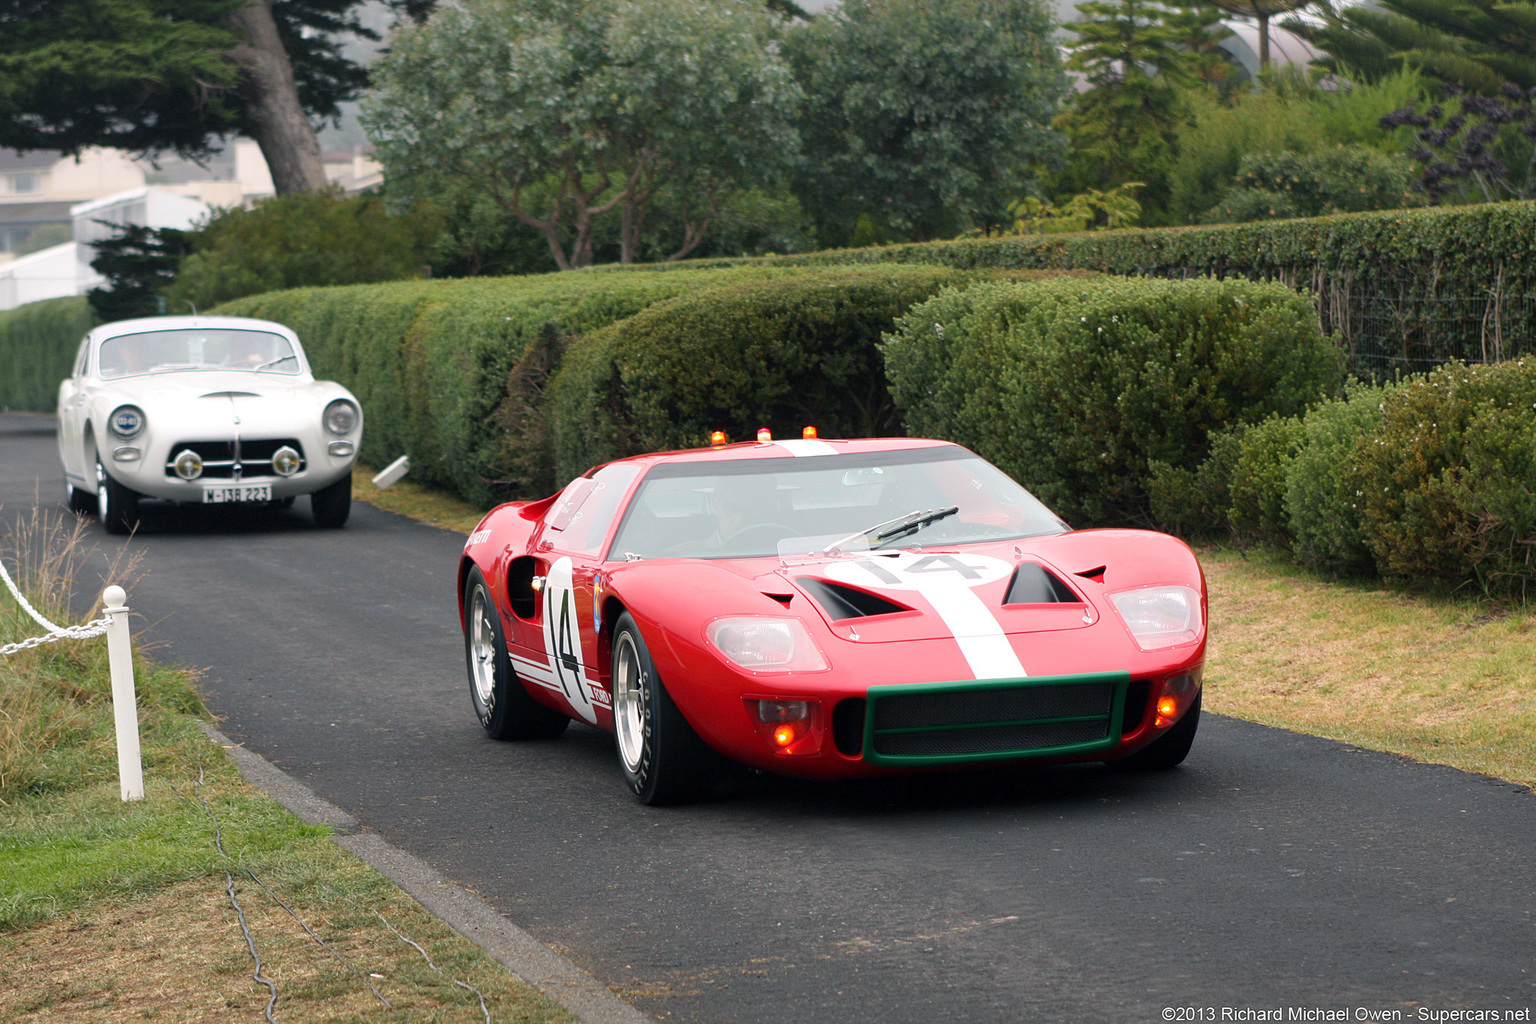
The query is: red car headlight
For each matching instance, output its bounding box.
[706,617,828,673]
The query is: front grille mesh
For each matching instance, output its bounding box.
[163,439,305,479]
[875,720,1109,758]
[865,677,1122,763]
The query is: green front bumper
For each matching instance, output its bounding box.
[861,671,1132,767]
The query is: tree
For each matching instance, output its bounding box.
[1050,1,1224,215]
[0,0,420,195]
[783,0,1066,245]
[1295,0,1536,96]
[1380,82,1536,203]
[363,0,801,271]
[86,224,195,321]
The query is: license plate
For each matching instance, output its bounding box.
[202,484,272,504]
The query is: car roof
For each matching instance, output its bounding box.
[591,436,961,475]
[88,315,299,342]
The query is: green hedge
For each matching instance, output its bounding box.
[721,201,1536,378]
[884,276,1343,526]
[218,267,821,504]
[0,297,97,412]
[546,266,1077,482]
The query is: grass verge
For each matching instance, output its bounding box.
[1199,544,1536,790]
[0,508,573,1023]
[351,467,1536,792]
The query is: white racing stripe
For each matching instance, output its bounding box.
[919,580,1027,680]
[823,552,1025,680]
[771,439,838,457]
[509,652,610,708]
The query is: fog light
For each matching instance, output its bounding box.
[272,445,301,477]
[173,449,203,480]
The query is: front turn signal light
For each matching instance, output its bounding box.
[747,698,822,756]
[1154,671,1201,728]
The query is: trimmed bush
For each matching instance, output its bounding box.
[219,267,815,504]
[547,266,1064,482]
[1285,381,1396,576]
[1146,423,1247,537]
[1349,359,1536,598]
[0,297,97,413]
[884,275,1343,526]
[1227,413,1306,546]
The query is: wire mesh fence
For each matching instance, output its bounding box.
[1323,290,1536,381]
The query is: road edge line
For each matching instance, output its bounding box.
[199,722,653,1024]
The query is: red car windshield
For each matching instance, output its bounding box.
[607,446,1069,560]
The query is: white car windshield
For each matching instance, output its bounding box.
[97,329,300,379]
[608,446,1070,560]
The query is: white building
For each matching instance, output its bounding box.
[0,143,381,311]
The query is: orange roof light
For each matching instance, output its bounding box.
[802,425,818,439]
[757,427,772,442]
[710,430,728,448]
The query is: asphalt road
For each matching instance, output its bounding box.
[4,411,1533,1023]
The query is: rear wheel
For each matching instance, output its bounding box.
[611,611,721,805]
[95,458,138,535]
[1116,690,1200,771]
[311,474,351,528]
[463,567,568,740]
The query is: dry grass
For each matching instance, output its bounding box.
[0,836,573,1024]
[352,466,491,535]
[2,506,573,1024]
[1200,544,1536,789]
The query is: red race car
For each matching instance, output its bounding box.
[457,435,1205,804]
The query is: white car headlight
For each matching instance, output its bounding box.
[323,399,359,436]
[109,405,145,440]
[1108,586,1203,650]
[706,617,828,672]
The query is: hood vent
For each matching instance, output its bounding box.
[796,578,910,621]
[1004,563,1079,604]
[201,391,261,399]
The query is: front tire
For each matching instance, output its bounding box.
[66,477,93,515]
[611,611,722,806]
[1116,690,1200,771]
[95,458,139,535]
[463,567,568,741]
[311,474,351,528]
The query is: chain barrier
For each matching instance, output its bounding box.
[0,556,110,655]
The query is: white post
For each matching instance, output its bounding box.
[102,585,144,802]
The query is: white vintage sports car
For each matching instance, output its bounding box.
[56,315,363,533]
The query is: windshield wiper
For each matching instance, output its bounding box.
[255,354,297,371]
[821,505,959,555]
